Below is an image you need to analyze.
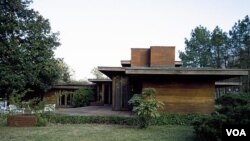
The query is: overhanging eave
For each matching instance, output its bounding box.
[98,66,126,78]
[125,68,249,76]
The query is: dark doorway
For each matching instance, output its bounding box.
[104,84,111,104]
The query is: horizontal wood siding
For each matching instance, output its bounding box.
[43,90,57,104]
[143,81,215,114]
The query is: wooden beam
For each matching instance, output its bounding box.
[101,83,104,103]
[126,68,249,76]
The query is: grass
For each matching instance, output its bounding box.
[0,124,196,141]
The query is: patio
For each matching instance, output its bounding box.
[54,105,134,117]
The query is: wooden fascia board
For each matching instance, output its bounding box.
[88,79,112,83]
[215,82,242,86]
[98,67,125,72]
[125,69,249,76]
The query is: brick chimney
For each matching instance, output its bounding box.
[131,48,150,67]
[150,46,175,67]
[130,46,175,67]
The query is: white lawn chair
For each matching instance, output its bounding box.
[0,101,8,114]
[8,104,24,114]
[44,104,56,112]
[0,106,7,114]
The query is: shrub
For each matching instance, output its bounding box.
[153,113,205,126]
[192,93,250,141]
[43,114,136,125]
[36,115,47,126]
[42,113,204,127]
[0,114,8,126]
[8,89,46,114]
[72,88,93,107]
[128,88,164,128]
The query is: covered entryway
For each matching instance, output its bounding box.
[88,79,112,106]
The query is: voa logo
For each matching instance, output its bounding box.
[226,129,246,136]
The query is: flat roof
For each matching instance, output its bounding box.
[98,67,125,72]
[121,60,131,65]
[88,79,112,83]
[125,67,249,76]
[53,84,95,90]
[98,66,248,76]
[150,46,175,48]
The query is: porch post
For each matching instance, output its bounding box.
[101,83,104,103]
[97,84,100,101]
[108,84,111,104]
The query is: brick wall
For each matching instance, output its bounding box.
[131,48,150,67]
[7,115,37,127]
[150,46,175,67]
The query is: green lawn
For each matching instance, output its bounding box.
[0,124,196,141]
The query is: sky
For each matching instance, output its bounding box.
[31,0,250,80]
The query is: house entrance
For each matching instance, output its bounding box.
[56,90,74,108]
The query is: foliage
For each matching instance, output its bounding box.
[91,67,106,79]
[153,113,205,126]
[179,15,250,69]
[0,0,69,99]
[72,88,93,107]
[36,115,47,126]
[8,89,46,114]
[1,111,205,127]
[128,88,164,128]
[43,114,136,125]
[0,114,7,126]
[210,26,228,68]
[56,58,71,83]
[8,90,27,108]
[229,15,250,68]
[179,15,250,92]
[179,26,212,68]
[192,93,250,141]
[42,113,205,127]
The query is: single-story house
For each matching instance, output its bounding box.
[43,83,95,108]
[90,46,248,114]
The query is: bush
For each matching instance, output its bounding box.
[43,114,136,125]
[153,113,205,126]
[36,115,47,126]
[72,88,93,107]
[192,93,250,141]
[128,88,164,128]
[0,114,8,126]
[42,113,204,127]
[8,89,46,114]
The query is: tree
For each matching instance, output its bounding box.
[56,58,71,83]
[228,15,250,69]
[179,26,212,67]
[91,67,106,79]
[0,0,68,99]
[180,15,250,92]
[228,15,250,92]
[181,16,250,69]
[210,26,228,68]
